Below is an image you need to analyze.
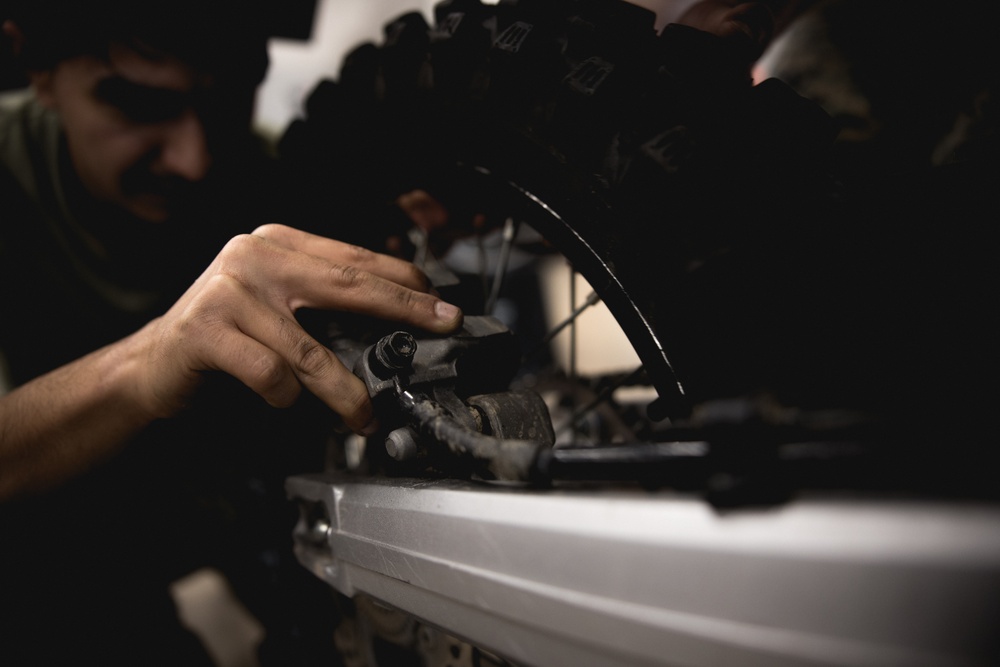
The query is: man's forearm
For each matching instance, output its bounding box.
[0,335,156,502]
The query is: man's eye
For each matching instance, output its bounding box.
[115,95,186,123]
[94,79,187,123]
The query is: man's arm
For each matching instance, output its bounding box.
[0,335,155,500]
[0,223,463,502]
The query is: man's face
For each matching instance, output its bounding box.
[32,43,257,223]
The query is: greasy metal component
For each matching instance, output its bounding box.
[334,593,516,667]
[430,384,480,433]
[385,427,420,462]
[338,291,883,491]
[350,316,522,401]
[333,595,419,667]
[345,316,869,488]
[399,390,542,482]
[372,331,417,379]
[418,625,513,667]
[466,391,555,445]
[341,314,554,480]
[288,474,1000,667]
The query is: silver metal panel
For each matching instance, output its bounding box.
[287,474,1000,667]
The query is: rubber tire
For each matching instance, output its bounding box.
[277,0,856,425]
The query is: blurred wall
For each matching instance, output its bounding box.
[255,0,439,136]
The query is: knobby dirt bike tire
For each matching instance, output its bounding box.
[278,0,997,491]
[279,0,845,422]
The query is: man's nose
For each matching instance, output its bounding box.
[159,110,212,181]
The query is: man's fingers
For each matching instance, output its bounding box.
[205,330,303,409]
[216,233,463,334]
[215,331,376,434]
[252,223,430,292]
[188,290,378,433]
[233,306,378,433]
[295,262,463,333]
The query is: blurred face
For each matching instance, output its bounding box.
[31,43,257,223]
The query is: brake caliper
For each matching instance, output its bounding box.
[343,315,554,480]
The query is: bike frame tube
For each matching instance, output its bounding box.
[288,473,1000,667]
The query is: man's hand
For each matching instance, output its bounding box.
[0,224,462,501]
[137,223,463,434]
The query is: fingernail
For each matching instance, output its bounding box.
[435,300,461,322]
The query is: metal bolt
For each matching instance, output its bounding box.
[301,502,333,547]
[375,331,417,372]
[385,427,419,461]
[309,518,332,545]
